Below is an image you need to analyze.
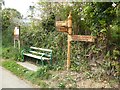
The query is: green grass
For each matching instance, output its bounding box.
[2,47,22,61]
[0,46,2,57]
[2,60,49,88]
[0,46,2,66]
[2,60,29,78]
[0,60,2,66]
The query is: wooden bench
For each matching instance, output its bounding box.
[21,46,52,65]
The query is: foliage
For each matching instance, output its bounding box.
[102,59,119,79]
[2,28,13,47]
[35,66,51,79]
[2,8,22,30]
[2,46,22,61]
[2,8,22,50]
[58,82,66,88]
[41,12,55,32]
[19,2,120,81]
[2,2,120,85]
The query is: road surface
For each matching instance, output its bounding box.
[0,66,34,89]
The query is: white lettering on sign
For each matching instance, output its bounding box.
[58,27,68,32]
[71,35,95,42]
[56,21,68,28]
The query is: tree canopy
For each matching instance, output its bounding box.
[2,8,22,30]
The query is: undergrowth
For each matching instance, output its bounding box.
[2,47,22,61]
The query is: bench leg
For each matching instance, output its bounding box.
[37,60,44,65]
[21,52,24,62]
[46,60,50,64]
[14,39,15,48]
[36,60,39,64]
[41,60,44,66]
[22,55,24,62]
[49,59,52,65]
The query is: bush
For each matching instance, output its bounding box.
[58,82,66,88]
[35,66,51,79]
[2,47,22,61]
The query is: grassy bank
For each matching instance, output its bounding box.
[2,60,50,88]
[2,60,119,88]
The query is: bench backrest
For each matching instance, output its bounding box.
[30,46,52,58]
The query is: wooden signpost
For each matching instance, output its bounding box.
[56,12,95,70]
[57,27,68,33]
[56,21,68,28]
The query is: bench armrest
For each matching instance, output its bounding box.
[40,53,46,65]
[21,48,31,61]
[41,53,46,58]
[21,49,26,62]
[21,49,26,54]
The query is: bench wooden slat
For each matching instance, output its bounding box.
[29,51,51,57]
[30,46,52,52]
[23,53,50,60]
[22,46,52,65]
[29,51,43,55]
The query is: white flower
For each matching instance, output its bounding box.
[112,2,116,7]
[81,18,84,21]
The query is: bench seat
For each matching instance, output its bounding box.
[23,53,50,60]
[21,46,52,65]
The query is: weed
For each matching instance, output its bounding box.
[37,81,48,88]
[58,82,66,88]
[2,47,22,61]
[71,59,90,72]
[35,66,51,79]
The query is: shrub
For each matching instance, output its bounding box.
[35,66,51,79]
[2,47,22,61]
[58,82,66,88]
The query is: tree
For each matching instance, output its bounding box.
[2,8,22,30]
[2,8,22,47]
[0,0,5,10]
[82,2,120,47]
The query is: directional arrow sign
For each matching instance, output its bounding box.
[56,21,68,28]
[70,35,95,42]
[58,27,68,32]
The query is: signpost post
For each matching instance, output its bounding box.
[67,12,72,70]
[56,12,95,70]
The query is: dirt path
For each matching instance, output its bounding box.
[17,62,38,71]
[0,66,35,89]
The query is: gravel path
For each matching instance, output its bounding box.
[0,66,35,89]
